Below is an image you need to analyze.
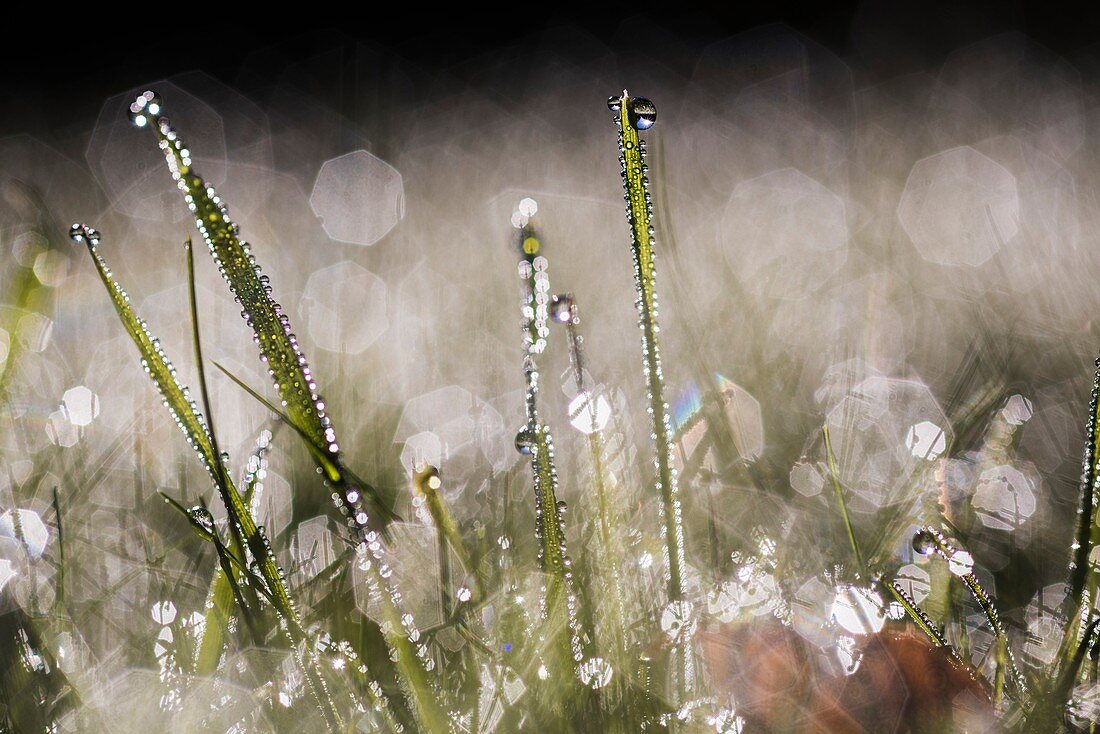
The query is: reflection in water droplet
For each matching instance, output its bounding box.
[912,529,937,556]
[631,97,657,130]
[514,427,536,454]
[187,506,216,538]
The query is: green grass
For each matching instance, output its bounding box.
[2,88,1100,734]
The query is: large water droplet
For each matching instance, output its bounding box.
[187,505,215,539]
[630,97,657,130]
[514,427,536,455]
[912,529,937,556]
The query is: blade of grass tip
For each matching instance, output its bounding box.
[70,224,342,731]
[51,487,64,610]
[130,91,384,542]
[609,91,691,706]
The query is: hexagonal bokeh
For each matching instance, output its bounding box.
[904,420,946,460]
[972,464,1038,531]
[830,585,885,635]
[249,470,293,540]
[62,385,100,427]
[0,135,98,230]
[1001,394,1034,426]
[86,76,273,222]
[1024,584,1065,667]
[46,409,79,448]
[790,461,825,497]
[721,168,848,299]
[309,150,404,245]
[394,385,505,484]
[399,431,444,474]
[567,391,612,434]
[898,146,1019,268]
[289,516,338,587]
[824,376,950,511]
[298,261,388,354]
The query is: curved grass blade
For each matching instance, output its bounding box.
[69,224,343,731]
[131,92,445,726]
[130,91,382,539]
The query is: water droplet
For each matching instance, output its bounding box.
[187,506,215,539]
[549,294,575,324]
[607,95,622,112]
[68,224,100,249]
[630,97,657,130]
[128,90,161,128]
[514,427,536,454]
[912,529,937,555]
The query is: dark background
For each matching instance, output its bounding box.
[2,1,1098,137]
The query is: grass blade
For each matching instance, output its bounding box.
[69,224,344,731]
[610,91,690,705]
[131,91,382,538]
[511,216,582,691]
